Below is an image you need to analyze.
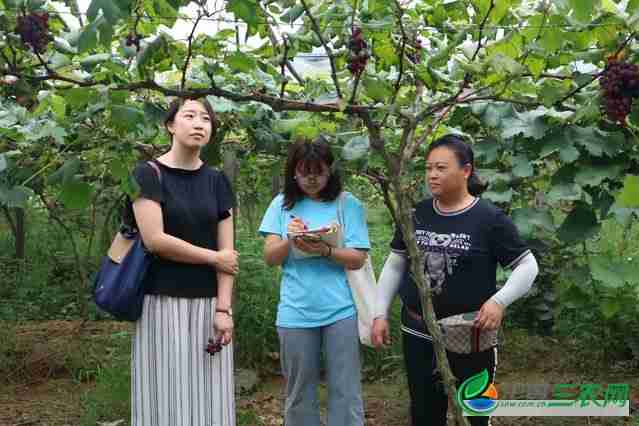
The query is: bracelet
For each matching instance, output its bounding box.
[215,308,233,316]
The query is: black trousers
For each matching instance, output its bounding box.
[402,329,496,426]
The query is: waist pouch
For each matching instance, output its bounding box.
[438,311,498,354]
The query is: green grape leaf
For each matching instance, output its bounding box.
[226,51,257,73]
[342,135,370,160]
[557,202,600,245]
[60,180,93,210]
[575,164,623,187]
[512,208,555,238]
[617,175,639,208]
[512,154,534,178]
[600,299,621,319]
[590,256,626,289]
[500,109,548,140]
[48,159,81,185]
[0,185,30,208]
[362,77,392,102]
[569,0,595,22]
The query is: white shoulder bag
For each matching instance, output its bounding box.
[337,192,377,347]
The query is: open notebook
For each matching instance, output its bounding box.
[287,223,342,259]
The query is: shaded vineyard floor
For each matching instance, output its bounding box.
[1,321,638,426]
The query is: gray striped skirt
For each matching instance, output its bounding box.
[131,295,235,426]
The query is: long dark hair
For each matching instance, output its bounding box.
[283,136,342,209]
[163,97,218,145]
[426,134,488,196]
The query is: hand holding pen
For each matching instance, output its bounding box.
[287,215,308,234]
[287,215,331,256]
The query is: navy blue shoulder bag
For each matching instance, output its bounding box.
[93,161,161,321]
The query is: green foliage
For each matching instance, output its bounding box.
[80,330,132,426]
[3,0,639,396]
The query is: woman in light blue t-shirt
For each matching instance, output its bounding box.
[259,136,370,426]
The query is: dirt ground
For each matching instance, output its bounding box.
[1,321,638,426]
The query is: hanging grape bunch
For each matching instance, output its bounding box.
[347,27,369,76]
[205,337,223,356]
[408,38,423,64]
[600,58,639,123]
[15,12,51,54]
[125,32,142,51]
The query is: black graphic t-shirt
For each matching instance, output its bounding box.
[391,198,530,332]
[123,160,235,298]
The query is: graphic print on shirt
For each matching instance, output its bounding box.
[415,230,472,294]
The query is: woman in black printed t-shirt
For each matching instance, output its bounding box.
[371,134,539,426]
[125,98,238,426]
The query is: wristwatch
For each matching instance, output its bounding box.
[216,307,233,316]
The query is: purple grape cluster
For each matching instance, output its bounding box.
[205,337,223,356]
[347,27,369,76]
[407,39,423,64]
[15,12,51,53]
[125,32,141,50]
[600,59,639,123]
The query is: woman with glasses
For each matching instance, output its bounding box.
[258,136,371,426]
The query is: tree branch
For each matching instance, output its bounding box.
[34,51,53,75]
[404,104,452,161]
[614,31,637,59]
[471,0,494,61]
[381,0,408,127]
[0,49,16,73]
[389,172,470,426]
[555,72,602,105]
[181,11,205,90]
[64,0,84,26]
[280,37,290,98]
[258,3,305,86]
[362,170,398,225]
[348,71,363,105]
[397,122,415,174]
[299,0,343,98]
[4,71,374,114]
[519,0,549,64]
[347,0,363,105]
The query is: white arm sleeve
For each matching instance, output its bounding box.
[375,251,407,319]
[490,251,539,307]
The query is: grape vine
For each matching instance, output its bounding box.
[600,58,639,123]
[15,12,50,54]
[347,27,369,76]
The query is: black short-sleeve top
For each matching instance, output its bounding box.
[123,160,235,298]
[391,197,530,329]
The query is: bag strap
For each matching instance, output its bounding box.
[146,160,162,184]
[336,191,347,229]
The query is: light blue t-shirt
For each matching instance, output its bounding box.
[259,192,371,328]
